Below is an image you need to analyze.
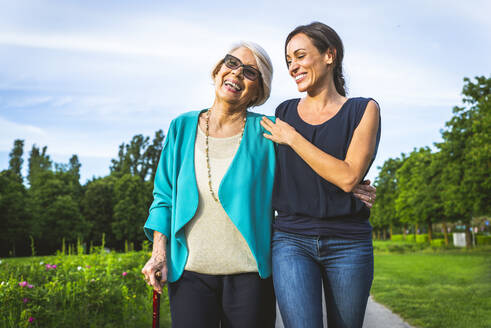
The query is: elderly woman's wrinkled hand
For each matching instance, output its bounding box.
[141,254,167,294]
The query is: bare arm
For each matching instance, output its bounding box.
[261,100,380,192]
[141,230,168,294]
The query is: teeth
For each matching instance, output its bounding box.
[295,74,306,81]
[224,80,242,91]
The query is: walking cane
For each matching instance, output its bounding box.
[152,271,162,328]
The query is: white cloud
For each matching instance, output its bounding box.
[0,32,203,58]
[0,117,46,150]
[3,96,53,108]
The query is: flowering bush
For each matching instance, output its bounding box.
[0,251,170,327]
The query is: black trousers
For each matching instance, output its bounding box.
[168,270,276,328]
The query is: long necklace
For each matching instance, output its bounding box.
[205,109,246,202]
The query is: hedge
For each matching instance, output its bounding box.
[390,234,454,246]
[391,234,404,241]
[430,239,446,247]
[416,234,429,243]
[476,235,491,245]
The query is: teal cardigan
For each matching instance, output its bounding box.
[143,110,276,282]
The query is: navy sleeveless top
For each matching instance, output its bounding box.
[272,97,381,239]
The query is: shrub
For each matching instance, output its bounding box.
[416,234,429,243]
[391,234,404,241]
[406,235,415,242]
[373,241,427,253]
[432,233,447,239]
[476,235,491,246]
[431,239,445,247]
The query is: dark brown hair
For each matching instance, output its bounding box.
[285,22,346,96]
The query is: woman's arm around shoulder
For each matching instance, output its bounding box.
[261,99,380,192]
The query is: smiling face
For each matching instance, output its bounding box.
[286,33,334,93]
[213,47,260,109]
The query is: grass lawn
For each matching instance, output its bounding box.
[372,245,491,328]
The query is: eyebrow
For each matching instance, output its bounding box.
[229,54,259,69]
[286,48,306,57]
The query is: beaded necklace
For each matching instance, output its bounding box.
[205,109,246,202]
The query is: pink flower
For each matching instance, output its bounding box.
[28,317,35,323]
[86,265,91,268]
[19,281,28,287]
[51,264,57,269]
[27,284,34,288]
[23,298,30,303]
[122,271,127,276]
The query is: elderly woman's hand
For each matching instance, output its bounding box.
[261,117,298,146]
[141,231,168,294]
[352,180,376,208]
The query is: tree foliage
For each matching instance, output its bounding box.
[110,130,164,181]
[2,129,163,256]
[371,156,405,233]
[370,76,490,245]
[112,174,153,246]
[0,170,29,256]
[81,176,117,248]
[8,139,24,179]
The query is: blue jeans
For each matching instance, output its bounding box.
[272,229,373,328]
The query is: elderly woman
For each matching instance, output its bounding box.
[261,22,381,328]
[141,41,375,328]
[141,42,277,328]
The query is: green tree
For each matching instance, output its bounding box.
[8,139,24,179]
[395,149,422,237]
[395,147,448,242]
[27,147,89,254]
[82,176,117,248]
[111,174,153,248]
[0,171,29,256]
[27,145,52,186]
[1,141,30,256]
[147,129,165,182]
[68,154,82,182]
[110,130,164,181]
[371,155,405,239]
[437,76,491,247]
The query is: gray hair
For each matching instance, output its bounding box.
[212,41,273,107]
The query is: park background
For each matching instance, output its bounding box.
[1,0,490,327]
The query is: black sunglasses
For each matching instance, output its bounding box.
[223,54,261,81]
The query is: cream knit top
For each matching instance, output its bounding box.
[184,126,257,274]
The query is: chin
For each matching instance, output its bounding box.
[297,85,308,93]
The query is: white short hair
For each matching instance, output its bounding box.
[212,41,273,107]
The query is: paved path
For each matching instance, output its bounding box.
[275,296,414,328]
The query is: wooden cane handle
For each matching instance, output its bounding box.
[152,271,162,328]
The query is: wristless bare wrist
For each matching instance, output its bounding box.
[152,231,167,260]
[288,131,302,148]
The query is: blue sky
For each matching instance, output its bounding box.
[1,0,490,183]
